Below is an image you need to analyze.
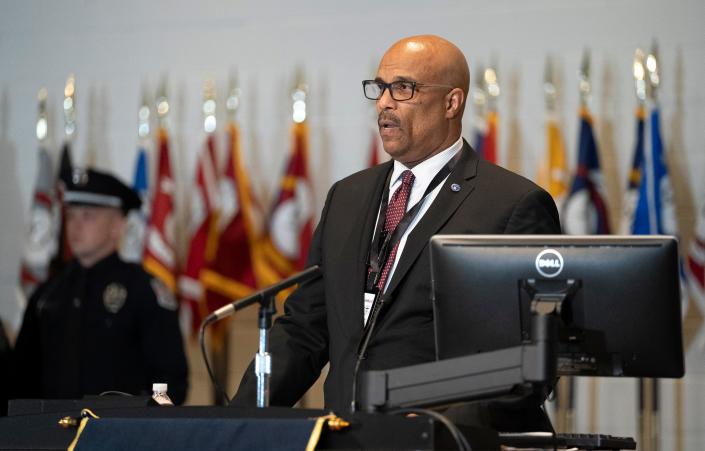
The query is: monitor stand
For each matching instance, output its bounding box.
[357,313,558,412]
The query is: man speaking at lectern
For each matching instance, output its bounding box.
[232,35,560,425]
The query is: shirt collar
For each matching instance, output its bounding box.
[389,136,463,190]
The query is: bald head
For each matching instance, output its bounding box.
[383,35,470,107]
[374,35,469,166]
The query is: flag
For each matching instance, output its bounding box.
[49,142,74,274]
[631,106,686,316]
[562,107,610,234]
[367,128,388,168]
[199,122,259,328]
[179,134,220,331]
[260,121,314,279]
[19,146,58,298]
[472,116,486,158]
[537,113,569,209]
[687,208,705,317]
[143,128,178,293]
[120,146,150,262]
[482,110,498,163]
[620,106,647,234]
[631,107,677,235]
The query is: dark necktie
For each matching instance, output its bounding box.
[377,170,415,291]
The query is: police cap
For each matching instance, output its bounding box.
[62,168,142,215]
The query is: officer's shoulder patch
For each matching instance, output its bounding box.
[150,278,178,311]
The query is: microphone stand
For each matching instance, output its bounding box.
[255,293,275,407]
[200,265,321,407]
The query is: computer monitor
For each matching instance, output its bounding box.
[430,235,684,378]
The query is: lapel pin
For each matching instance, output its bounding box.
[450,183,461,192]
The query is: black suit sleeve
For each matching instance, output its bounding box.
[503,188,561,234]
[230,183,336,407]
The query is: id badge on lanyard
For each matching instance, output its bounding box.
[363,292,376,325]
[362,151,460,326]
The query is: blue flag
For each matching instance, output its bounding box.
[632,108,676,235]
[473,128,485,158]
[120,147,150,262]
[632,106,687,318]
[562,108,610,234]
[620,107,646,234]
[132,147,149,198]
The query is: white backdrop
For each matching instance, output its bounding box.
[2,0,704,447]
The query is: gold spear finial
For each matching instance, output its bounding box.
[63,75,76,139]
[226,72,241,122]
[543,55,557,112]
[203,77,216,134]
[36,88,48,142]
[633,48,647,105]
[646,40,660,102]
[138,84,151,140]
[484,57,500,111]
[155,76,169,128]
[292,66,307,123]
[578,48,591,106]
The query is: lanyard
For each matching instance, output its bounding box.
[366,151,461,292]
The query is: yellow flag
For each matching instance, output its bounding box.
[537,118,568,206]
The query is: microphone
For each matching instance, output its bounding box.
[199,265,322,405]
[202,265,322,325]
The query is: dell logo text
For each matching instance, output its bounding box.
[535,249,564,278]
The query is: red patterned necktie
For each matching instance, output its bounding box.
[377,170,415,291]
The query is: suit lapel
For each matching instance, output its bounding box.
[385,142,479,296]
[337,161,392,335]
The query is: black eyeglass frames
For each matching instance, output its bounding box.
[362,79,454,101]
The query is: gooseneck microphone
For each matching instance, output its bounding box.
[199,265,322,405]
[203,265,322,325]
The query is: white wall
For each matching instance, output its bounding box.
[2,0,705,446]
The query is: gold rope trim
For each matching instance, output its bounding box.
[67,409,100,451]
[67,417,90,451]
[306,414,349,451]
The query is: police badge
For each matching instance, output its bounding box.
[103,283,127,314]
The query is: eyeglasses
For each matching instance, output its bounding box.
[362,79,454,101]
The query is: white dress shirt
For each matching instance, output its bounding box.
[378,136,463,292]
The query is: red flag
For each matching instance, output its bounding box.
[483,110,498,164]
[687,213,705,317]
[180,134,220,330]
[260,122,314,280]
[143,128,178,293]
[19,147,58,297]
[200,123,259,322]
[368,128,386,168]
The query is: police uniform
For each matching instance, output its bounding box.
[12,169,188,404]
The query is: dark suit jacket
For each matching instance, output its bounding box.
[232,141,560,415]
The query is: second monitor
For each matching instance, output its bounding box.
[430,235,684,379]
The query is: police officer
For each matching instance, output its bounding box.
[12,168,188,404]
